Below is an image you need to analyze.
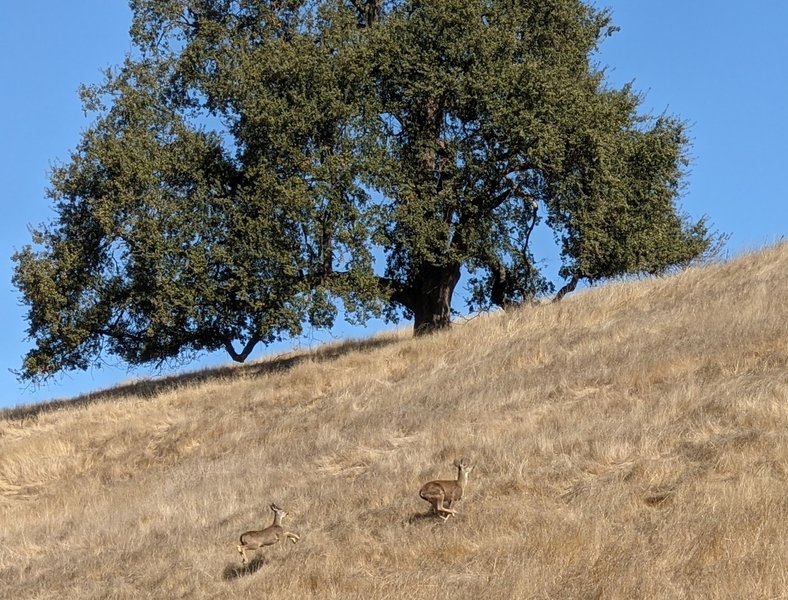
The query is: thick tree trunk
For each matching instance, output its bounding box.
[410,263,461,336]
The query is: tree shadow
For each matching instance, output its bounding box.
[222,556,266,581]
[2,335,401,422]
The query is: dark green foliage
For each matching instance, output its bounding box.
[12,0,716,382]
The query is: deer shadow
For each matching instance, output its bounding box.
[408,509,456,525]
[222,556,267,580]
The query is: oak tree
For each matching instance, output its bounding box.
[13,0,714,382]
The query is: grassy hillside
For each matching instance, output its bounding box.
[1,243,787,599]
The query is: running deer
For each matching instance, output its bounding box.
[237,503,300,564]
[419,458,474,520]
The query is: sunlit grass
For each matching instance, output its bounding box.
[1,243,787,599]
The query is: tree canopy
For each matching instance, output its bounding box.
[13,0,715,382]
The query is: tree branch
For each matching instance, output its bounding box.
[223,335,261,363]
[348,0,381,26]
[375,275,416,311]
[294,267,417,314]
[553,275,580,302]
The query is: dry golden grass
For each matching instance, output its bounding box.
[1,243,787,599]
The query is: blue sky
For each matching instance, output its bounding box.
[1,2,786,409]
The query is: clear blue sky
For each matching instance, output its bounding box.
[1,2,786,409]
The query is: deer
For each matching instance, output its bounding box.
[419,458,474,520]
[237,503,300,564]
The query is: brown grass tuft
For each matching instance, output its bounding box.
[2,243,788,599]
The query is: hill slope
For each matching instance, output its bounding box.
[1,244,787,599]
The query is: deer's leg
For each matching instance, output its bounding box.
[436,494,457,520]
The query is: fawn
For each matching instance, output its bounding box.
[419,458,474,520]
[237,503,300,564]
